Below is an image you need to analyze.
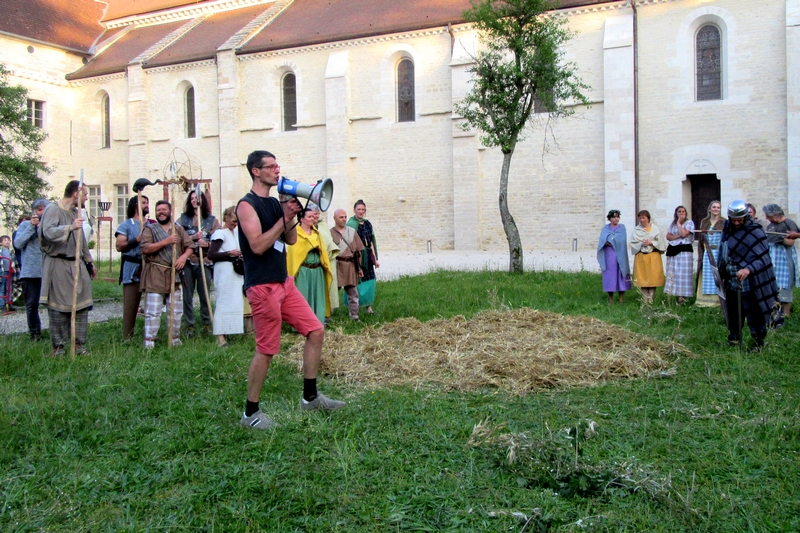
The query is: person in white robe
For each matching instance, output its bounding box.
[208,207,244,347]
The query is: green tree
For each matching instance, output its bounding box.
[0,63,51,229]
[455,0,589,273]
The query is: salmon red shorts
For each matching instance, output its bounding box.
[246,276,322,355]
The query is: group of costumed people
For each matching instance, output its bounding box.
[597,200,799,350]
[285,199,379,324]
[114,188,380,350]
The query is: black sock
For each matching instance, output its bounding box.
[245,400,259,417]
[303,378,318,402]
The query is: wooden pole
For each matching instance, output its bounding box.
[195,188,214,326]
[70,169,85,359]
[198,245,214,325]
[137,189,143,230]
[168,181,178,348]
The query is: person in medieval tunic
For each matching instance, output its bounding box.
[176,190,219,337]
[208,206,245,348]
[115,195,149,339]
[696,200,726,307]
[664,205,695,304]
[718,200,781,351]
[347,199,379,314]
[140,200,194,349]
[762,204,799,319]
[312,204,341,315]
[331,208,364,321]
[39,181,96,356]
[287,208,334,325]
[630,209,666,304]
[597,209,631,304]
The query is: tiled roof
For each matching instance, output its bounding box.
[0,0,106,53]
[237,0,611,55]
[145,4,269,68]
[102,0,209,22]
[59,0,614,79]
[238,0,471,55]
[66,20,185,79]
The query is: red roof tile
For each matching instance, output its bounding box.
[0,0,106,53]
[66,20,185,79]
[102,0,210,22]
[238,0,611,55]
[145,4,270,68]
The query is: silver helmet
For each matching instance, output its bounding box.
[727,200,748,219]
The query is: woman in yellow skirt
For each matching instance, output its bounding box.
[631,210,666,304]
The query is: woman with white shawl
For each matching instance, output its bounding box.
[630,209,666,304]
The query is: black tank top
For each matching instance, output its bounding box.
[237,192,288,289]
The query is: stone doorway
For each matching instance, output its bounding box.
[688,174,720,227]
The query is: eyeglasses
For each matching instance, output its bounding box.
[255,163,280,171]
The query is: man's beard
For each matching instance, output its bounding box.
[157,215,171,224]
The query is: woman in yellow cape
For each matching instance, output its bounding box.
[286,208,333,324]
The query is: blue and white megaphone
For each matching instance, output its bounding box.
[276,176,334,212]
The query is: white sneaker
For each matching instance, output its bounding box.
[240,410,277,430]
[301,393,346,411]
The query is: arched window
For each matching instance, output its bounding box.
[282,73,297,131]
[397,58,415,122]
[101,93,111,148]
[696,24,721,101]
[185,86,196,138]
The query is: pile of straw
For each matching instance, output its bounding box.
[286,308,683,395]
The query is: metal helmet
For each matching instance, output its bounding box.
[727,200,748,219]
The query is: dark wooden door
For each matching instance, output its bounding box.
[689,174,720,227]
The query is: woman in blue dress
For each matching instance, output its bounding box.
[597,209,631,304]
[696,200,725,307]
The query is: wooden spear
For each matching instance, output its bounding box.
[195,183,214,326]
[167,163,179,348]
[70,169,85,359]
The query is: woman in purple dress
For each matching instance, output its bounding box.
[597,209,632,304]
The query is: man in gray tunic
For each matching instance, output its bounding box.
[331,209,364,321]
[39,180,96,356]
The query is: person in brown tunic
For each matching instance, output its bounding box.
[140,200,194,349]
[39,180,96,356]
[330,209,364,321]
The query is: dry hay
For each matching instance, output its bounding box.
[286,308,685,395]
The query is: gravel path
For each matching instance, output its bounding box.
[0,250,599,335]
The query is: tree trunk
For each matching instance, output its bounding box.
[499,150,523,273]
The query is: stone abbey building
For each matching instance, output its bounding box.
[1,0,798,252]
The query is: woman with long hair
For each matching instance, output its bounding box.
[664,205,695,304]
[696,200,725,307]
[176,190,219,336]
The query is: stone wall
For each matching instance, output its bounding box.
[1,0,796,254]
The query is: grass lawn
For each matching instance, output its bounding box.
[1,268,798,532]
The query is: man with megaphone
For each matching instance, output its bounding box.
[235,150,345,430]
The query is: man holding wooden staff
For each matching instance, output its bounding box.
[39,180,96,356]
[140,200,193,349]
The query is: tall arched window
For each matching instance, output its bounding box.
[696,24,722,101]
[101,93,111,148]
[185,86,196,138]
[397,58,415,122]
[282,73,297,131]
